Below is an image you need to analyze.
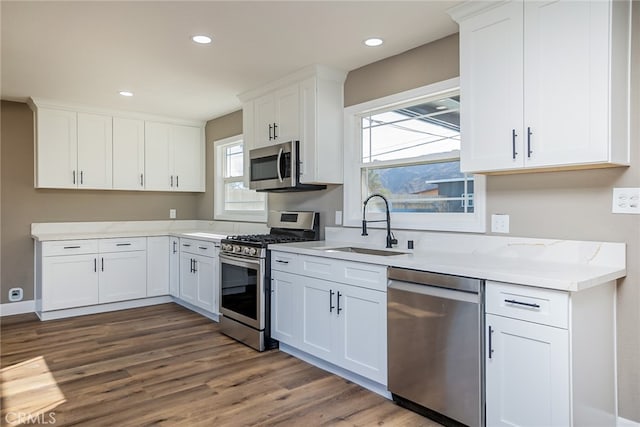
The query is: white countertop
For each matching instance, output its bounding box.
[269,240,626,293]
[32,230,230,242]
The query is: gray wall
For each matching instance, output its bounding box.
[0,101,200,303]
[203,17,639,420]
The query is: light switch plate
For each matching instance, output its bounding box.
[491,214,510,233]
[169,209,177,219]
[612,188,640,214]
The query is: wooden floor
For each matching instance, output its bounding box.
[1,304,439,426]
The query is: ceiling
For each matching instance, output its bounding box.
[1,1,461,122]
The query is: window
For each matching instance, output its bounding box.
[214,135,266,222]
[344,77,485,232]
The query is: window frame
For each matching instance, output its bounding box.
[213,134,267,222]
[343,77,486,233]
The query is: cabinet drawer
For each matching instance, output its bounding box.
[99,237,146,253]
[180,238,216,257]
[271,251,298,273]
[42,239,98,256]
[486,281,568,329]
[299,255,387,292]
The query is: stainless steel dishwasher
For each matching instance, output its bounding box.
[388,267,484,427]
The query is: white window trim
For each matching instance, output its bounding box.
[213,134,267,222]
[343,77,486,233]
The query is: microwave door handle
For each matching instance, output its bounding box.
[276,147,284,182]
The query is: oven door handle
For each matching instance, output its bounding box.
[276,147,284,183]
[219,253,262,267]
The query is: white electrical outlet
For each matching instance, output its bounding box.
[335,210,343,225]
[169,209,177,219]
[491,214,510,233]
[8,287,23,302]
[612,188,640,214]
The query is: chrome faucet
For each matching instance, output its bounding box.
[361,193,397,248]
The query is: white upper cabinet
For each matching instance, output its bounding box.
[113,117,145,190]
[30,98,204,192]
[77,113,113,189]
[145,122,204,192]
[450,0,631,173]
[239,65,347,185]
[34,108,78,188]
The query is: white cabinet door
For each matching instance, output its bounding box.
[458,1,524,173]
[336,285,387,385]
[300,276,335,361]
[274,85,299,143]
[42,254,98,310]
[77,112,113,189]
[113,117,145,190]
[523,0,610,168]
[179,253,197,304]
[193,254,216,313]
[99,251,147,303]
[172,125,204,192]
[270,270,302,346]
[169,237,180,297]
[35,108,78,188]
[144,121,172,191]
[253,93,276,148]
[486,313,570,427]
[146,236,169,297]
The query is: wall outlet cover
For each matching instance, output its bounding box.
[335,210,343,225]
[8,287,23,302]
[612,188,640,214]
[491,214,510,234]
[169,208,177,219]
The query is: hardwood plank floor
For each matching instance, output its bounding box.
[1,304,439,426]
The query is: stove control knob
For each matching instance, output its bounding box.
[248,247,257,256]
[221,243,230,252]
[233,245,242,253]
[243,247,251,255]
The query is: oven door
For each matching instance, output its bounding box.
[219,253,265,330]
[249,141,294,191]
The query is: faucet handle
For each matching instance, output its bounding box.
[390,232,398,245]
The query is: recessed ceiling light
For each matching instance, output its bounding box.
[192,35,212,44]
[364,38,383,47]
[119,91,133,97]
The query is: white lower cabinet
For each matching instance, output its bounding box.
[42,254,99,311]
[486,313,569,427]
[99,250,147,303]
[271,251,387,385]
[178,238,219,314]
[485,280,616,427]
[146,236,170,297]
[169,237,180,297]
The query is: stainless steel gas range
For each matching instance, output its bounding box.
[219,211,319,351]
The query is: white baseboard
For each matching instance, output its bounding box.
[279,343,390,399]
[172,298,220,322]
[36,296,172,321]
[0,300,36,316]
[619,417,640,427]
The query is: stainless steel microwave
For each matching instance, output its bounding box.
[248,141,326,192]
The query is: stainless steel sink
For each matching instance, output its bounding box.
[324,246,407,256]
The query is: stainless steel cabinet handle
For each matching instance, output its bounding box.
[176,176,179,188]
[72,170,76,185]
[101,257,104,272]
[170,175,174,187]
[183,244,191,247]
[527,127,533,158]
[336,291,342,315]
[63,246,81,249]
[116,243,131,247]
[275,259,289,264]
[94,258,97,272]
[140,173,144,186]
[80,171,84,185]
[190,258,194,273]
[488,326,494,359]
[504,299,541,309]
[329,290,335,313]
[198,246,208,250]
[268,124,273,140]
[193,259,197,273]
[512,129,518,160]
[273,123,278,139]
[172,241,177,254]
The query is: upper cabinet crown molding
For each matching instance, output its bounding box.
[237,64,347,103]
[450,0,631,174]
[28,97,205,128]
